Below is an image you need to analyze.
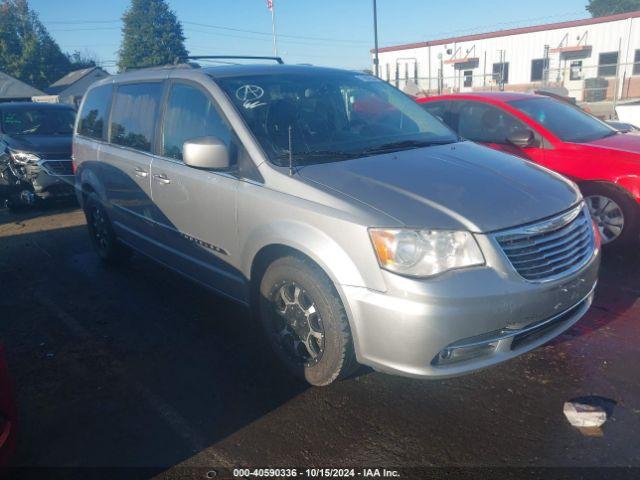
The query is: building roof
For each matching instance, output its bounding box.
[0,71,45,100]
[47,67,107,95]
[373,10,640,54]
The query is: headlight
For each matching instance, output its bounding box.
[9,150,40,164]
[369,228,484,277]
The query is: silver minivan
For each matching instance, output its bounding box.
[73,61,600,386]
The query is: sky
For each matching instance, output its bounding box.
[30,0,590,72]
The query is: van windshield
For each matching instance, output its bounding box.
[0,107,76,136]
[215,71,458,166]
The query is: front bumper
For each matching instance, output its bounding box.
[342,233,600,379]
[10,159,75,200]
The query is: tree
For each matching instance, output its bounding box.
[0,0,73,89]
[67,50,99,70]
[118,0,188,72]
[586,0,640,17]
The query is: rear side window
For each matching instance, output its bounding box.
[78,85,113,140]
[110,82,163,153]
[161,83,233,161]
[77,85,112,139]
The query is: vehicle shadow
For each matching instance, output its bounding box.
[0,200,78,224]
[550,249,640,345]
[0,219,309,470]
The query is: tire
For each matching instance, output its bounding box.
[258,255,358,386]
[84,193,131,265]
[582,183,639,250]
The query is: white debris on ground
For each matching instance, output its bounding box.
[563,401,608,428]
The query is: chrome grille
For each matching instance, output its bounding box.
[495,204,595,282]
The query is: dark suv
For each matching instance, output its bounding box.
[0,102,76,208]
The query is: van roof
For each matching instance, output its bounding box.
[202,63,356,78]
[92,63,367,87]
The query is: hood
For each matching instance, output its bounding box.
[299,141,580,232]
[582,132,640,157]
[1,134,72,157]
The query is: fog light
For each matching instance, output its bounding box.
[439,349,452,361]
[433,342,498,366]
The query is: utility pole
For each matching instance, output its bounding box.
[373,0,380,77]
[268,0,278,57]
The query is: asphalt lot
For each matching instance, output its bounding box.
[1,205,640,476]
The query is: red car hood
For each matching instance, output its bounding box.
[583,133,640,155]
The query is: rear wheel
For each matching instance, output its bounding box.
[258,256,358,386]
[84,193,131,265]
[582,183,639,249]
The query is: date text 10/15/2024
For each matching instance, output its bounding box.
[226,468,401,478]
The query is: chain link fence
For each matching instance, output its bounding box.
[388,61,640,119]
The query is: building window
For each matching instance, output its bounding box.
[492,62,509,84]
[598,52,618,77]
[530,58,548,82]
[570,60,583,81]
[385,63,390,82]
[633,50,640,75]
[463,70,473,87]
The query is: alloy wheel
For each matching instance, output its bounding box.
[270,281,325,367]
[91,206,110,253]
[585,195,625,244]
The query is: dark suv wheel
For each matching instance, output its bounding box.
[84,193,131,265]
[258,256,358,386]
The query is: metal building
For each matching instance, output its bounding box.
[373,11,640,104]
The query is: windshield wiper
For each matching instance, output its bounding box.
[361,139,455,155]
[275,150,361,166]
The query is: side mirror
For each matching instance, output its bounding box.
[183,136,230,170]
[506,129,535,148]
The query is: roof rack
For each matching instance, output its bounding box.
[123,63,198,73]
[185,55,284,65]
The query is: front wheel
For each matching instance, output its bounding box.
[582,184,639,249]
[258,256,358,386]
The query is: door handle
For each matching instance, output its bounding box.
[134,167,148,178]
[153,173,171,184]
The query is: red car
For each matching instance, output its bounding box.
[418,93,640,248]
[0,345,16,467]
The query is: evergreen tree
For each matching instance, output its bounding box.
[586,0,640,17]
[118,0,188,72]
[0,0,72,89]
